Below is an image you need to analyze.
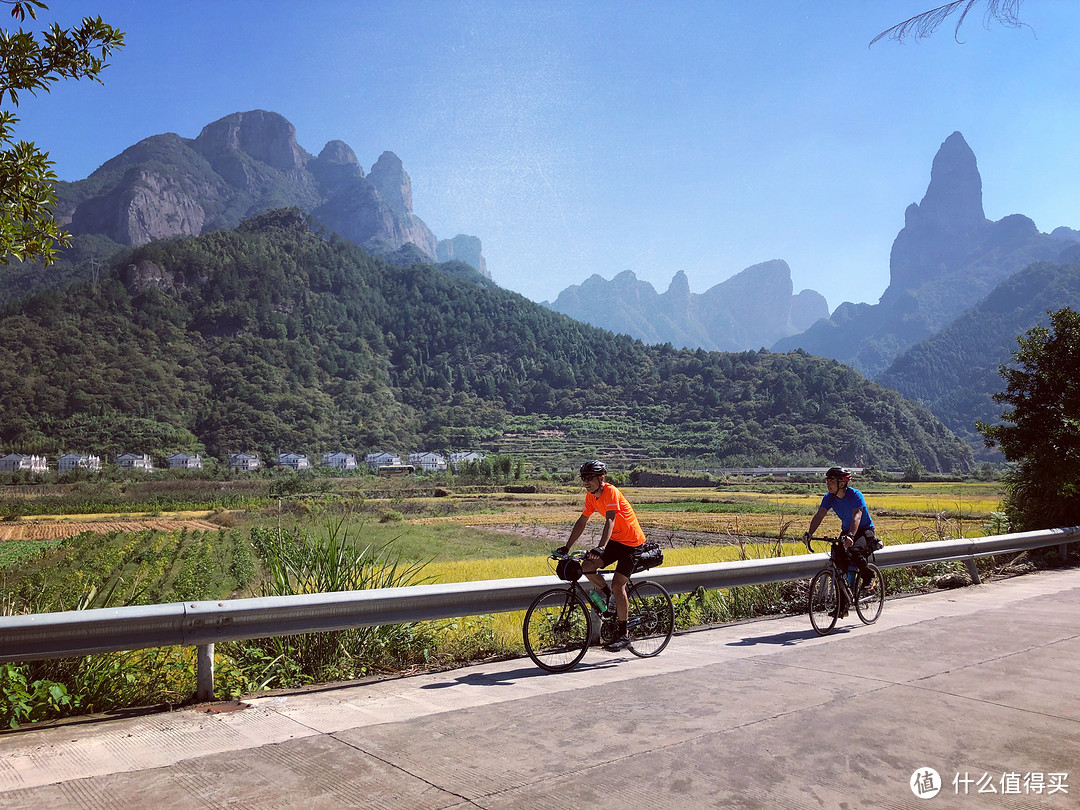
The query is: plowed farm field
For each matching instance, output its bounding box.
[0,518,221,541]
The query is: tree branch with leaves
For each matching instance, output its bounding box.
[872,0,1027,45]
[977,307,1080,531]
[1,0,124,265]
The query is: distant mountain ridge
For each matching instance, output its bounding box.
[773,132,1079,376]
[54,109,489,277]
[544,260,828,352]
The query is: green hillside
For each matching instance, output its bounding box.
[0,210,974,471]
[878,260,1080,457]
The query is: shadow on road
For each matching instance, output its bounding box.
[727,627,844,647]
[421,659,620,689]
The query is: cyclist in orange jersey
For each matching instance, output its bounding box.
[557,460,647,651]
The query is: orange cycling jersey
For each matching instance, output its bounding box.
[582,482,646,547]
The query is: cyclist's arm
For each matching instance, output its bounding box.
[563,513,590,550]
[849,508,863,534]
[597,510,616,550]
[844,509,864,547]
[806,506,829,538]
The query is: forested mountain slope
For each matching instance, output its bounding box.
[877,260,1080,457]
[0,210,973,471]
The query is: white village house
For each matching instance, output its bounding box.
[449,451,485,471]
[0,453,47,473]
[168,452,203,470]
[278,453,310,471]
[116,453,153,472]
[322,451,357,470]
[409,451,447,472]
[365,451,401,470]
[58,453,102,473]
[228,453,261,472]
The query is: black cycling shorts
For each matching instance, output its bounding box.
[593,539,641,577]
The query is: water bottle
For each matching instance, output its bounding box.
[847,563,858,590]
[587,590,608,613]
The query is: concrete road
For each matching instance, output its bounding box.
[2,568,1079,809]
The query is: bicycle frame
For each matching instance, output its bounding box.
[806,536,885,635]
[522,551,674,671]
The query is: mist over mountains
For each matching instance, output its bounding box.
[552,132,1079,376]
[543,261,829,353]
[546,131,1080,456]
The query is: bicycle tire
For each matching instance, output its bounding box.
[626,580,674,657]
[523,588,592,672]
[854,564,885,625]
[808,569,840,635]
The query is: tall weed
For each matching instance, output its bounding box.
[218,510,438,695]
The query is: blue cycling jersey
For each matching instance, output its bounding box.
[819,486,875,534]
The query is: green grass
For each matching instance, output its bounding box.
[0,539,60,570]
[293,515,554,563]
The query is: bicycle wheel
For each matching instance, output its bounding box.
[808,569,840,636]
[523,588,592,672]
[854,564,885,625]
[626,580,674,657]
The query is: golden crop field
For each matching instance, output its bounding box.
[406,479,1006,578]
[0,518,222,541]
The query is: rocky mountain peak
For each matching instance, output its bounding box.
[54,112,489,278]
[436,234,489,278]
[315,140,363,175]
[310,139,365,194]
[545,259,826,352]
[666,270,691,297]
[194,110,310,173]
[909,131,985,233]
[368,151,412,216]
[886,131,991,301]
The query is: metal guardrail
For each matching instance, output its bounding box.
[1,527,1077,700]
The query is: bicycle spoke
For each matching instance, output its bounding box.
[523,589,591,672]
[855,564,886,624]
[808,569,839,635]
[626,581,673,657]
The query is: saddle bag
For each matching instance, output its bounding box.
[632,541,664,573]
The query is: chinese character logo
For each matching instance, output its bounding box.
[911,767,942,799]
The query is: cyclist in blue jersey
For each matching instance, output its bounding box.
[803,467,880,612]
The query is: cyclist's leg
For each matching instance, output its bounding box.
[610,571,629,621]
[850,535,873,587]
[832,545,852,613]
[608,541,640,622]
[581,553,612,596]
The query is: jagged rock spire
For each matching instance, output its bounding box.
[887,131,990,298]
[910,131,985,234]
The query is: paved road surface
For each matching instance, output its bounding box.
[2,568,1079,809]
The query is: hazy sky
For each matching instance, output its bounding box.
[13,1,1080,312]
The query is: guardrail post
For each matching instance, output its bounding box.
[964,558,981,585]
[1060,544,1070,564]
[196,643,215,702]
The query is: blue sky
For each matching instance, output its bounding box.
[12,1,1080,311]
